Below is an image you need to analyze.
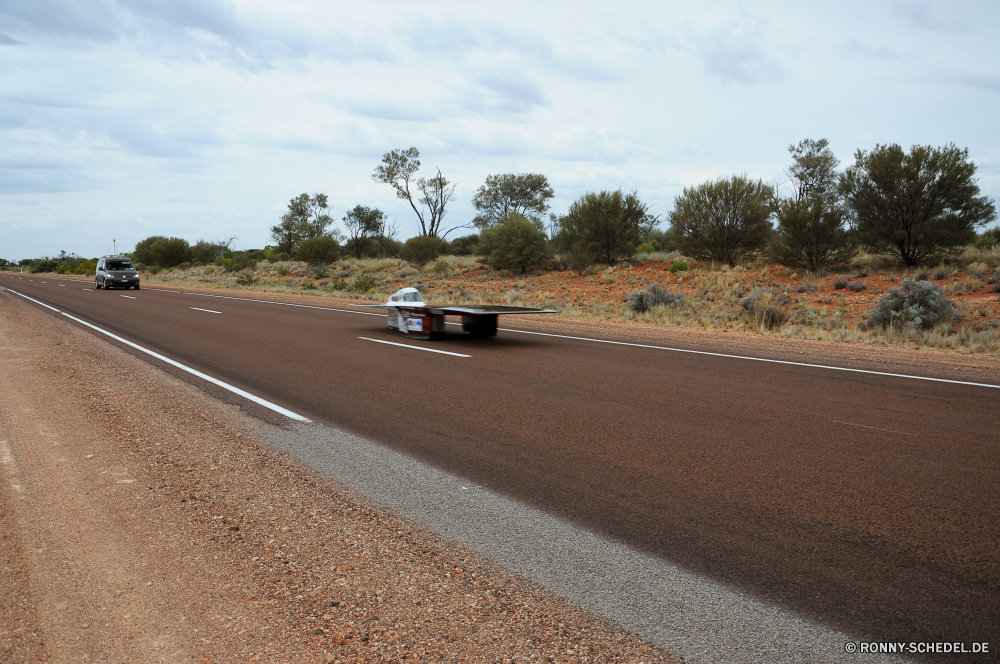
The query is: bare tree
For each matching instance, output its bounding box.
[215,235,238,259]
[373,147,456,237]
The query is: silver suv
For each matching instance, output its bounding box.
[96,256,140,290]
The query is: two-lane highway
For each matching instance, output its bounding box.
[4,274,998,656]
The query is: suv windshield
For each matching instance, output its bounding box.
[107,261,134,270]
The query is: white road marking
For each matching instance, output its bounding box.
[833,421,914,436]
[498,328,1000,390]
[191,307,222,314]
[359,337,471,357]
[59,284,65,286]
[83,288,92,291]
[5,289,311,423]
[143,287,386,316]
[103,285,1000,391]
[121,295,136,299]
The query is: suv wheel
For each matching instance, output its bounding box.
[95,279,101,289]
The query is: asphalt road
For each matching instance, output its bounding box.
[4,274,999,656]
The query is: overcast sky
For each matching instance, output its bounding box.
[2,0,998,260]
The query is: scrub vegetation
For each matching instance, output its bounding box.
[11,139,999,355]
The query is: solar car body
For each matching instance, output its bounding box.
[363,287,556,340]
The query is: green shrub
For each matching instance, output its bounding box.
[302,281,317,290]
[400,236,446,266]
[556,190,648,264]
[769,197,853,270]
[449,234,481,256]
[428,258,452,277]
[311,265,330,279]
[668,261,688,274]
[329,278,349,291]
[148,265,163,275]
[350,273,377,292]
[134,236,191,267]
[293,236,340,265]
[566,242,596,276]
[204,267,215,275]
[669,176,777,264]
[635,242,656,255]
[276,265,290,276]
[865,279,957,329]
[479,213,551,274]
[222,258,234,272]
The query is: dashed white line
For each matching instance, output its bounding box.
[833,421,914,436]
[359,337,471,358]
[71,283,1000,391]
[83,288,92,291]
[5,288,310,423]
[121,295,136,299]
[191,307,222,314]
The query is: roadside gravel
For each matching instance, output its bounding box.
[0,287,674,662]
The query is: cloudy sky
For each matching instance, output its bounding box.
[2,0,998,260]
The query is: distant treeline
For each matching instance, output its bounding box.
[10,139,998,275]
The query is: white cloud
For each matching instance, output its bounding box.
[1,0,998,259]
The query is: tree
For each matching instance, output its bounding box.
[133,236,191,267]
[288,193,334,239]
[190,240,220,264]
[292,236,340,265]
[771,139,853,270]
[480,213,551,274]
[270,194,334,254]
[472,173,554,229]
[342,205,386,258]
[556,190,650,265]
[787,138,840,202]
[840,143,997,265]
[770,198,854,270]
[270,214,301,255]
[669,176,777,264]
[372,147,456,237]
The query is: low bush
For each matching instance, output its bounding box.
[668,261,688,274]
[400,236,446,266]
[395,266,420,279]
[235,269,259,287]
[566,242,596,276]
[626,283,685,312]
[311,265,330,279]
[847,280,866,292]
[350,273,377,292]
[832,275,850,289]
[865,279,957,330]
[739,290,790,331]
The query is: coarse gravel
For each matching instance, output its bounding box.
[266,421,911,664]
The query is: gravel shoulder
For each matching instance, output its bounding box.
[0,289,674,662]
